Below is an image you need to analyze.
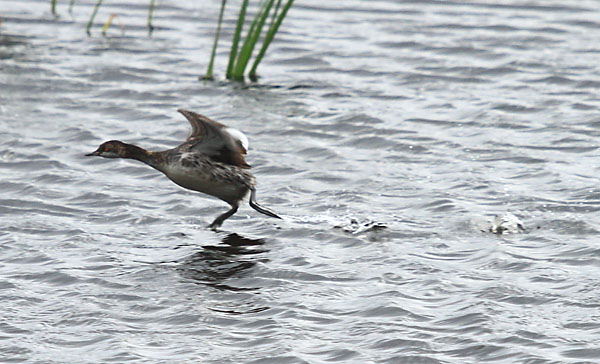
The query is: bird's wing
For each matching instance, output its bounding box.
[177,109,250,168]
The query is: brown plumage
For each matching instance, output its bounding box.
[177,109,251,169]
[86,109,281,229]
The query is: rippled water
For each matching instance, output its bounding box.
[2,0,600,363]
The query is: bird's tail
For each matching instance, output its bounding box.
[249,188,282,219]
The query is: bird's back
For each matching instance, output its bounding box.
[176,109,250,169]
[150,113,256,205]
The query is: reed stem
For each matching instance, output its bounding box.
[249,0,293,80]
[86,0,103,36]
[231,0,274,80]
[147,0,156,35]
[270,0,282,28]
[101,14,116,36]
[204,0,227,80]
[226,0,248,79]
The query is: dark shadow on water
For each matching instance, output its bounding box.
[0,35,28,47]
[0,34,30,61]
[199,76,328,92]
[177,233,269,292]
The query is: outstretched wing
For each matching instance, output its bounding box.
[177,109,250,168]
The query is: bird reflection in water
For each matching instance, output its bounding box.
[177,232,268,293]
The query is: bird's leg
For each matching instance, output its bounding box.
[249,188,281,219]
[209,204,239,230]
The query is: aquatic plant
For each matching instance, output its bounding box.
[50,0,294,80]
[86,0,155,35]
[86,0,103,36]
[248,0,294,80]
[50,0,154,35]
[206,0,294,81]
[101,14,126,36]
[101,13,116,36]
[147,0,156,34]
[203,0,228,81]
[51,0,76,15]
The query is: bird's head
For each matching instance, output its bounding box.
[86,140,129,158]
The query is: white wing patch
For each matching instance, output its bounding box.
[225,127,249,152]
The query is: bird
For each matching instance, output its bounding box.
[86,109,281,229]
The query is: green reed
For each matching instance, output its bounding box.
[50,0,293,80]
[226,0,247,79]
[204,0,228,80]
[147,0,156,35]
[249,0,292,80]
[51,0,154,35]
[207,0,294,81]
[52,0,76,15]
[86,0,103,36]
[230,0,274,80]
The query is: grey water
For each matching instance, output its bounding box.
[1,0,600,363]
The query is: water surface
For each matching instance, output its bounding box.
[1,0,600,363]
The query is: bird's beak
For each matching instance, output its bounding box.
[85,148,101,157]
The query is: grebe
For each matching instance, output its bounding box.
[86,109,281,229]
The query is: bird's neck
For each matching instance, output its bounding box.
[123,143,155,166]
